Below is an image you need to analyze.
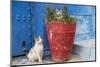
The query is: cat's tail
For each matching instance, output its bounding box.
[21,40,29,55]
[22,47,30,61]
[22,47,28,55]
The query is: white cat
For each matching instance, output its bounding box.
[27,36,43,63]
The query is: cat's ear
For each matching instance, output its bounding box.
[38,36,43,42]
[39,36,41,39]
[34,37,39,42]
[34,38,36,42]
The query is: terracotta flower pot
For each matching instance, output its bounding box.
[46,20,76,62]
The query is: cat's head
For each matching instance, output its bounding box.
[55,9,63,20]
[34,36,43,44]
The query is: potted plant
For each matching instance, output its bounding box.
[46,5,77,62]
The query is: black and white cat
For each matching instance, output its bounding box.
[55,8,63,20]
[22,36,43,63]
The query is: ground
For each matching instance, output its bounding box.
[11,54,87,66]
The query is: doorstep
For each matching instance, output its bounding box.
[11,54,87,66]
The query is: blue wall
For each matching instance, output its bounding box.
[12,1,96,56]
[12,1,32,56]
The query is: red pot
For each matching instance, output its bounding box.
[46,21,76,62]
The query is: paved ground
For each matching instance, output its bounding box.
[11,54,87,66]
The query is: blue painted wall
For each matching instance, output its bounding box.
[12,1,32,56]
[12,1,96,56]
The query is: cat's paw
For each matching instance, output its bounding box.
[39,60,43,63]
[31,60,35,63]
